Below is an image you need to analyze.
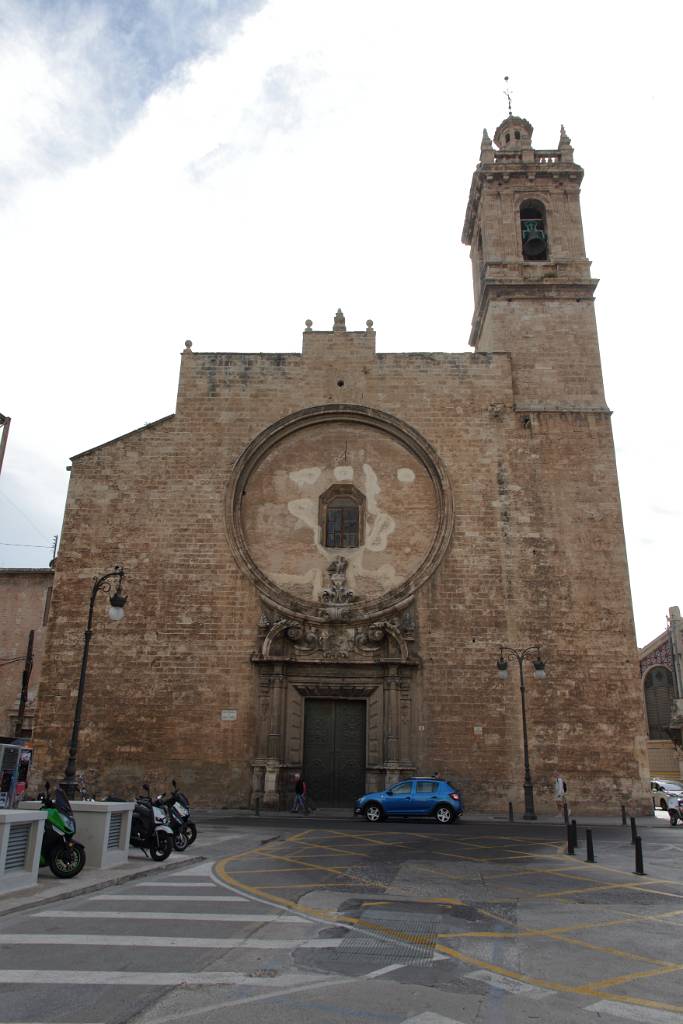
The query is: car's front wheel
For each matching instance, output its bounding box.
[435,804,453,824]
[364,802,383,823]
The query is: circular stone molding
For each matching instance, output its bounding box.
[225,404,453,624]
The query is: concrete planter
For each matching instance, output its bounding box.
[0,810,45,895]
[21,800,135,869]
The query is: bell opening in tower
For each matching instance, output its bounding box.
[520,200,548,261]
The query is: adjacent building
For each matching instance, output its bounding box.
[640,606,683,781]
[0,568,53,740]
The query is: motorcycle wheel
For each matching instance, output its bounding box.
[150,831,173,861]
[48,843,86,879]
[173,828,189,852]
[183,822,197,845]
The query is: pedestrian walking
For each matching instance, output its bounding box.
[553,771,569,818]
[291,774,307,814]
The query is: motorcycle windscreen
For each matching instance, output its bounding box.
[55,787,73,816]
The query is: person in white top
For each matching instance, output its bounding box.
[553,771,568,818]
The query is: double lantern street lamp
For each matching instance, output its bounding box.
[62,567,128,800]
[496,645,546,821]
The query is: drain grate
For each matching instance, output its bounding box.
[334,910,439,966]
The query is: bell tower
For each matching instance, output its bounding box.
[462,115,606,411]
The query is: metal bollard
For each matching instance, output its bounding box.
[566,823,575,855]
[586,829,595,863]
[621,804,627,826]
[571,819,579,849]
[634,835,645,875]
[254,795,261,817]
[630,816,638,845]
[508,801,514,822]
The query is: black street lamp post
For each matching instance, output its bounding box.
[496,644,546,821]
[62,566,127,799]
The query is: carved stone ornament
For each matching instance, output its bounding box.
[320,556,356,620]
[256,609,415,665]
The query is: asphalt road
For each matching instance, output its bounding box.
[1,815,682,1024]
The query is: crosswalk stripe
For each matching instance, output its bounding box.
[0,934,342,950]
[34,911,312,924]
[0,969,326,987]
[465,969,552,999]
[364,963,405,978]
[401,1014,468,1024]
[88,894,247,902]
[133,882,217,888]
[584,1001,683,1023]
[164,862,214,876]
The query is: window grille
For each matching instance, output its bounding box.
[107,812,123,849]
[5,822,31,870]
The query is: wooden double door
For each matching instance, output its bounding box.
[303,698,366,806]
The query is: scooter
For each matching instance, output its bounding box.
[128,784,174,860]
[39,782,86,878]
[668,798,683,826]
[169,779,197,848]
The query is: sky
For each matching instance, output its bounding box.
[0,0,681,647]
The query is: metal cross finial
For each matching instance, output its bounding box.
[503,76,513,116]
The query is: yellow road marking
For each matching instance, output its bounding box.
[224,866,331,874]
[439,906,683,939]
[317,829,412,849]
[283,840,370,858]
[213,849,683,1017]
[491,878,677,900]
[245,881,383,890]
[255,850,385,887]
[586,962,683,989]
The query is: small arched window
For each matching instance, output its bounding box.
[644,666,674,739]
[520,200,548,261]
[319,484,365,549]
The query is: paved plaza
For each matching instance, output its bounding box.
[1,813,682,1023]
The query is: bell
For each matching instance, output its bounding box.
[523,229,547,257]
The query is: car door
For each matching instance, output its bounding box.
[382,781,414,815]
[412,780,439,815]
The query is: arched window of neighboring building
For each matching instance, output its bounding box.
[644,666,675,739]
[520,200,548,261]
[319,484,365,549]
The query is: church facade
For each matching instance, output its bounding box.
[32,114,650,813]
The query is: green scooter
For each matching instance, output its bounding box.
[39,782,86,878]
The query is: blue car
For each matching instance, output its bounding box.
[354,777,463,824]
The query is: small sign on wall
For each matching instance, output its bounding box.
[220,709,238,722]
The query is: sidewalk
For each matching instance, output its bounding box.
[195,806,673,828]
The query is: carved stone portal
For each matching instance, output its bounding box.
[250,601,418,808]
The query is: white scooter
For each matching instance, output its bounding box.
[668,796,683,826]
